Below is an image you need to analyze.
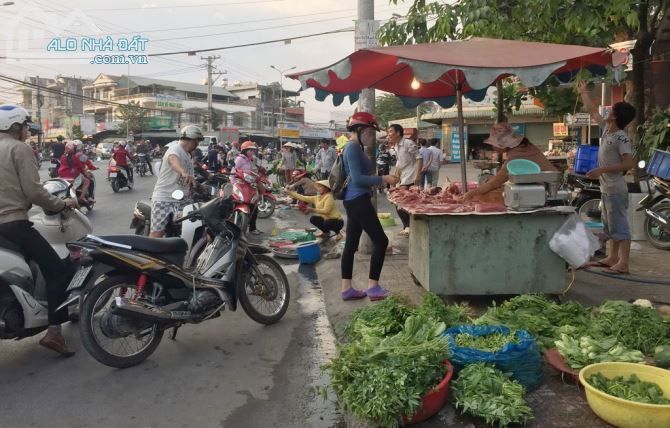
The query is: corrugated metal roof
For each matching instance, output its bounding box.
[121,75,238,99]
[422,106,546,122]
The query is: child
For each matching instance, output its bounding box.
[286,180,344,241]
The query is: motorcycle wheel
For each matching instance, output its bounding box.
[139,165,146,177]
[111,179,120,193]
[79,275,164,368]
[257,196,275,219]
[239,254,290,325]
[645,203,670,250]
[577,197,602,223]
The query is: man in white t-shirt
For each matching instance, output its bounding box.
[387,124,421,236]
[150,125,201,237]
[579,82,636,275]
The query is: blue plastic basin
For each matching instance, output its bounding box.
[296,241,321,264]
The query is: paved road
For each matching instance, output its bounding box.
[0,163,343,428]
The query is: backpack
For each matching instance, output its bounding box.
[329,152,349,200]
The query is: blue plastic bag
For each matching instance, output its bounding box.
[444,325,544,391]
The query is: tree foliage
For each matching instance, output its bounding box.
[116,101,150,135]
[379,0,667,121]
[493,78,529,118]
[374,93,431,128]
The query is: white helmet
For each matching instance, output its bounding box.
[72,139,83,148]
[180,125,204,141]
[0,105,31,131]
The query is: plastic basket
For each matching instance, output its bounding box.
[507,159,541,175]
[574,145,599,174]
[647,149,670,180]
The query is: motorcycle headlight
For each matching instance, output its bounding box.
[244,174,256,184]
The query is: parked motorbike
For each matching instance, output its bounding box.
[637,160,670,250]
[567,173,602,222]
[64,185,290,368]
[109,161,132,193]
[0,176,92,340]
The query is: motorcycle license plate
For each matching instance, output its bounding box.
[109,173,117,178]
[66,266,92,291]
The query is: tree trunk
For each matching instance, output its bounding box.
[496,80,506,123]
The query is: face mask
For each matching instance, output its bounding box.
[360,129,376,147]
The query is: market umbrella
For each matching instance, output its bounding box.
[288,37,626,187]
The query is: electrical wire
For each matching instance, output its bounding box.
[63,0,289,12]
[581,268,670,286]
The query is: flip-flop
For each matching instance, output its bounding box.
[582,261,612,269]
[341,288,367,301]
[367,285,390,301]
[603,268,630,275]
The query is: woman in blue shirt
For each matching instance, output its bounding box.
[340,112,399,301]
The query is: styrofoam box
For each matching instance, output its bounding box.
[628,193,647,241]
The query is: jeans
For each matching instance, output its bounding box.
[420,170,435,188]
[602,193,630,241]
[310,216,344,235]
[0,221,71,325]
[341,195,388,281]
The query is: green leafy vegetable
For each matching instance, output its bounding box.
[588,373,670,405]
[591,301,667,355]
[554,333,645,369]
[475,295,591,351]
[454,331,520,353]
[452,363,534,428]
[343,296,415,342]
[327,316,451,427]
[416,292,472,327]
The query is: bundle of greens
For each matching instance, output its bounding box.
[454,331,521,353]
[343,296,415,342]
[591,301,667,355]
[415,292,472,327]
[343,293,472,342]
[452,363,534,427]
[554,333,645,369]
[587,373,670,405]
[475,295,591,351]
[326,316,450,427]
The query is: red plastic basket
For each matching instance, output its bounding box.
[402,360,454,425]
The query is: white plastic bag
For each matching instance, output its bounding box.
[549,214,600,268]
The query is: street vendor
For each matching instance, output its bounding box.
[463,123,557,202]
[286,169,318,196]
[286,180,344,241]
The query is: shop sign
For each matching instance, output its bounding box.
[300,127,332,139]
[450,126,468,163]
[278,122,300,138]
[566,112,592,126]
[155,94,183,110]
[553,123,569,137]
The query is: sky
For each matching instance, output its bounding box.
[0,0,412,124]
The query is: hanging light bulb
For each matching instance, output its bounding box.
[411,77,421,90]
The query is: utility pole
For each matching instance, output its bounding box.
[35,76,42,147]
[357,0,378,254]
[202,55,226,132]
[270,65,296,149]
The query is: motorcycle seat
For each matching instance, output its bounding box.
[99,235,187,255]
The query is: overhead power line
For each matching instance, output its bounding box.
[149,28,353,57]
[63,0,288,12]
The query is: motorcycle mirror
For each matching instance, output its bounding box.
[638,160,646,169]
[172,189,185,200]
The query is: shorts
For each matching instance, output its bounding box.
[151,200,182,233]
[602,193,630,241]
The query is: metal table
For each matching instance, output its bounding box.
[408,209,571,295]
